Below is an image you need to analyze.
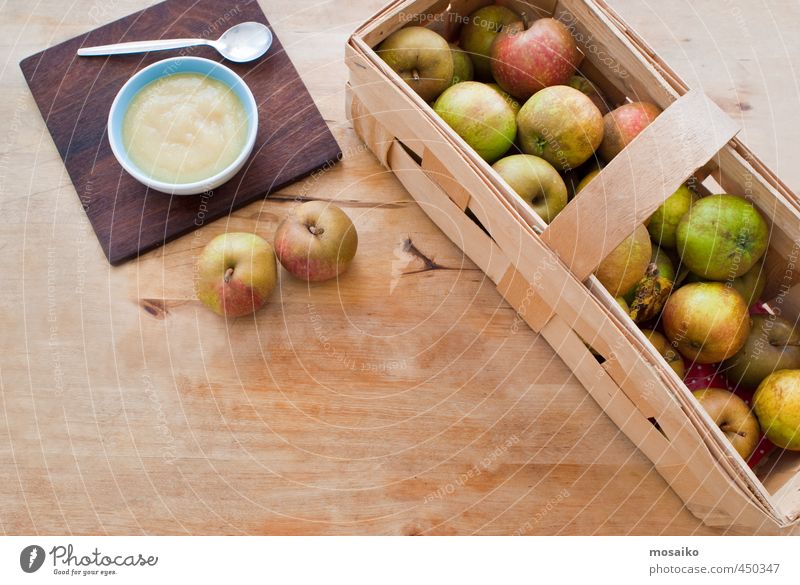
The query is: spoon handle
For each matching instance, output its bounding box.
[77,38,211,57]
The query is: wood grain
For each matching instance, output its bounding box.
[1,0,799,535]
[19,0,341,265]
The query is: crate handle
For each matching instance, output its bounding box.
[541,90,739,281]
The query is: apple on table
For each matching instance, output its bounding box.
[274,201,358,282]
[196,232,278,318]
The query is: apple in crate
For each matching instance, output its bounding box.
[568,75,610,114]
[459,5,521,80]
[196,233,277,317]
[433,81,516,163]
[274,201,358,282]
[754,369,800,450]
[490,19,581,101]
[625,248,675,323]
[692,388,760,459]
[486,83,521,115]
[595,224,652,297]
[662,282,750,363]
[492,154,567,223]
[517,85,604,171]
[646,183,697,249]
[575,168,601,193]
[598,102,661,161]
[376,27,453,102]
[724,315,800,391]
[676,194,769,281]
[730,260,766,307]
[448,43,474,86]
[641,328,685,379]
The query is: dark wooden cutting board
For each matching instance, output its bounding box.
[20,0,341,265]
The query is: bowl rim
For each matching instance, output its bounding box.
[107,56,259,195]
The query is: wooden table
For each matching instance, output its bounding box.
[2,0,798,535]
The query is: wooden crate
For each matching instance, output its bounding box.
[346,0,800,529]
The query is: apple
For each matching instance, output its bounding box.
[595,224,652,297]
[598,102,661,161]
[459,5,521,80]
[641,328,685,379]
[567,75,610,114]
[662,282,750,363]
[753,369,800,450]
[490,19,581,101]
[517,85,604,171]
[676,194,769,281]
[625,248,675,323]
[434,81,516,162]
[575,168,600,194]
[730,260,767,306]
[448,43,474,86]
[486,82,521,115]
[492,154,568,223]
[692,388,761,459]
[647,184,697,249]
[196,232,277,317]
[724,315,800,391]
[274,201,358,282]
[377,26,454,102]
[423,3,462,42]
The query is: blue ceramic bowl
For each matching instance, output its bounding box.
[108,56,258,195]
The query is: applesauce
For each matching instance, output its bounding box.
[122,73,248,184]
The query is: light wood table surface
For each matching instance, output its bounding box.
[1,0,799,535]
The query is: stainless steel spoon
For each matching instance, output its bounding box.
[77,21,273,63]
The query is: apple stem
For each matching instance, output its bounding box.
[308,225,324,236]
[224,267,234,283]
[412,69,420,82]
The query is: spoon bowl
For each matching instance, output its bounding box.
[213,22,273,63]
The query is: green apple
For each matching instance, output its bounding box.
[647,184,698,248]
[448,43,474,86]
[662,282,750,363]
[724,315,800,390]
[575,168,600,194]
[642,328,685,378]
[274,201,358,282]
[753,369,800,450]
[731,260,767,306]
[595,224,652,297]
[693,388,761,459]
[676,194,769,280]
[458,5,520,80]
[434,81,516,163]
[196,233,277,317]
[492,154,568,223]
[377,27,453,102]
[486,83,521,115]
[517,85,604,171]
[568,75,610,114]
